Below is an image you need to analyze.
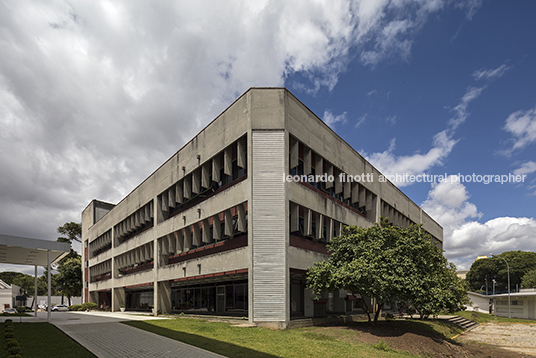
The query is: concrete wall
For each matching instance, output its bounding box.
[82,87,443,328]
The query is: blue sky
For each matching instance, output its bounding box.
[0,0,535,274]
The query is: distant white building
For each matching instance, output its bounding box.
[0,279,20,310]
[493,289,536,320]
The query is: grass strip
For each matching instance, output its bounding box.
[0,322,95,358]
[125,317,419,358]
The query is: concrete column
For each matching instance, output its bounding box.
[34,265,37,317]
[47,250,51,322]
[158,281,172,314]
[113,288,125,312]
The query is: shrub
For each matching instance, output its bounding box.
[8,346,22,355]
[8,355,23,358]
[5,326,14,333]
[14,306,25,313]
[5,332,15,339]
[80,302,98,311]
[5,319,13,324]
[6,339,19,349]
[69,305,82,311]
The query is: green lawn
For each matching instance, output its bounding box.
[0,322,95,358]
[125,317,460,358]
[452,311,536,324]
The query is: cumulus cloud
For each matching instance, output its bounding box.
[503,105,536,152]
[422,179,536,269]
[365,131,457,186]
[0,1,479,275]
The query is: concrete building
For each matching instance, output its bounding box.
[82,87,442,328]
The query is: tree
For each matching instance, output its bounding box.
[57,222,82,243]
[522,269,536,288]
[306,220,468,324]
[56,257,82,306]
[55,222,82,304]
[466,251,536,292]
[57,222,82,263]
[0,272,26,285]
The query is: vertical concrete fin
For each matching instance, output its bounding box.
[224,146,232,176]
[237,136,247,169]
[212,155,221,183]
[304,146,312,175]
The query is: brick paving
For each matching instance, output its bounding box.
[11,311,227,358]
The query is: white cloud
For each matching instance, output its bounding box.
[448,86,484,130]
[422,179,536,269]
[364,84,484,186]
[365,131,457,186]
[472,64,510,81]
[323,110,348,128]
[0,0,479,265]
[355,114,367,128]
[513,161,536,176]
[503,105,536,152]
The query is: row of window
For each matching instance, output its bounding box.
[380,200,415,229]
[159,202,248,259]
[114,201,154,247]
[157,135,247,223]
[289,135,377,221]
[170,280,248,313]
[289,202,344,242]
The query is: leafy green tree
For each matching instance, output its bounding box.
[57,222,82,243]
[306,220,468,324]
[56,257,82,306]
[522,269,536,288]
[466,251,536,292]
[55,222,82,304]
[57,222,82,262]
[0,272,26,285]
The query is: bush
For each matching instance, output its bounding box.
[5,332,15,339]
[4,319,13,324]
[6,339,19,349]
[14,306,25,313]
[8,346,22,355]
[69,305,82,311]
[80,302,98,311]
[5,326,14,333]
[8,355,23,358]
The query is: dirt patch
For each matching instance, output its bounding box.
[315,320,532,357]
[459,323,536,356]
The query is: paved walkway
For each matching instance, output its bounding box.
[4,311,227,358]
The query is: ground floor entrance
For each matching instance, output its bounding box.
[171,277,248,316]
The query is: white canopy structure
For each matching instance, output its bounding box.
[0,234,70,322]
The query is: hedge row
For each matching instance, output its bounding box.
[4,319,23,357]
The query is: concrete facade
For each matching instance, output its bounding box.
[82,88,442,329]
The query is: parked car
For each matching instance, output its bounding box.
[2,308,18,314]
[51,304,69,312]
